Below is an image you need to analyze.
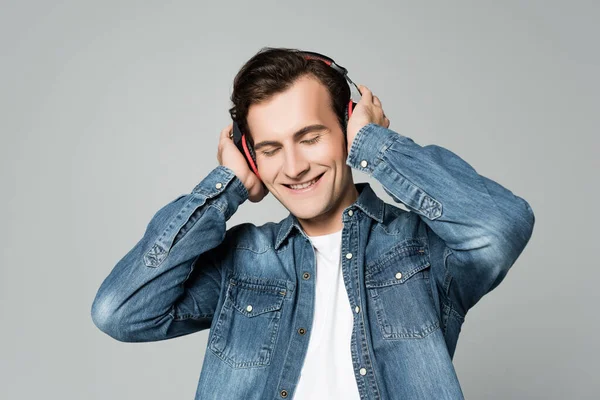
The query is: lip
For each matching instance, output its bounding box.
[282,173,325,194]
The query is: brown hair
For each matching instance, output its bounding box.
[229,47,351,145]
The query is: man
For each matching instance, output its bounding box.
[91,47,535,399]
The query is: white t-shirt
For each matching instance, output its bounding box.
[292,228,361,400]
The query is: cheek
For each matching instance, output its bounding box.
[309,139,344,161]
[258,161,276,183]
[315,143,344,163]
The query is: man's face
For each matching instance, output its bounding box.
[246,75,355,225]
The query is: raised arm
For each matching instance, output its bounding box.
[347,122,535,318]
[90,165,248,342]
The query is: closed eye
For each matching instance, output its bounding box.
[302,136,321,145]
[261,148,278,157]
[260,135,322,157]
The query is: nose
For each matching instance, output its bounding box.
[282,145,309,180]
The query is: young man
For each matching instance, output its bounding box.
[91,47,535,399]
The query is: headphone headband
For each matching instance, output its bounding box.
[299,51,362,105]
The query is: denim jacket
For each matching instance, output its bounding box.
[91,123,535,400]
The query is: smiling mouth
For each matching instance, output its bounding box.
[283,173,324,190]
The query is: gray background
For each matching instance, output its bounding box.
[1,1,598,399]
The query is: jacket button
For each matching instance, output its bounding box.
[298,328,306,335]
[359,367,367,376]
[355,306,360,313]
[346,253,353,259]
[395,272,402,280]
[246,305,253,312]
[360,160,368,168]
[215,182,223,189]
[348,209,353,216]
[303,272,310,279]
[280,389,288,397]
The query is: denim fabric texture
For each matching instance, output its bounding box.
[91,123,535,399]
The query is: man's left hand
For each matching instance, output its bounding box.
[346,84,390,154]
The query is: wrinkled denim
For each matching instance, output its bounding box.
[91,123,535,399]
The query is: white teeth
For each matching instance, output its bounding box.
[289,176,320,190]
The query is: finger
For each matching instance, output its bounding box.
[220,123,234,140]
[358,84,373,103]
[373,95,381,107]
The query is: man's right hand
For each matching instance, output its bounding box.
[217,123,269,203]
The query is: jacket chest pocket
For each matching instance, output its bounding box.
[209,277,286,368]
[365,241,440,340]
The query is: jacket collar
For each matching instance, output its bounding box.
[275,182,384,250]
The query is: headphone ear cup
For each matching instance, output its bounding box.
[240,133,261,179]
[232,120,244,152]
[245,135,257,166]
[346,100,357,123]
[233,120,260,178]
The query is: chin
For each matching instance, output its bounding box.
[290,198,334,220]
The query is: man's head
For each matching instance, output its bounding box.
[229,47,358,234]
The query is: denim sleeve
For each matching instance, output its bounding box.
[347,123,535,318]
[90,165,249,342]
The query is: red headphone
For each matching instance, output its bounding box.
[232,50,362,180]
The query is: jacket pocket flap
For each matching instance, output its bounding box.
[365,240,430,288]
[229,279,286,317]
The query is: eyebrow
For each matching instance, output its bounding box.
[253,124,329,151]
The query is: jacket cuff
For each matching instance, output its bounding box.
[346,123,399,173]
[191,165,249,220]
